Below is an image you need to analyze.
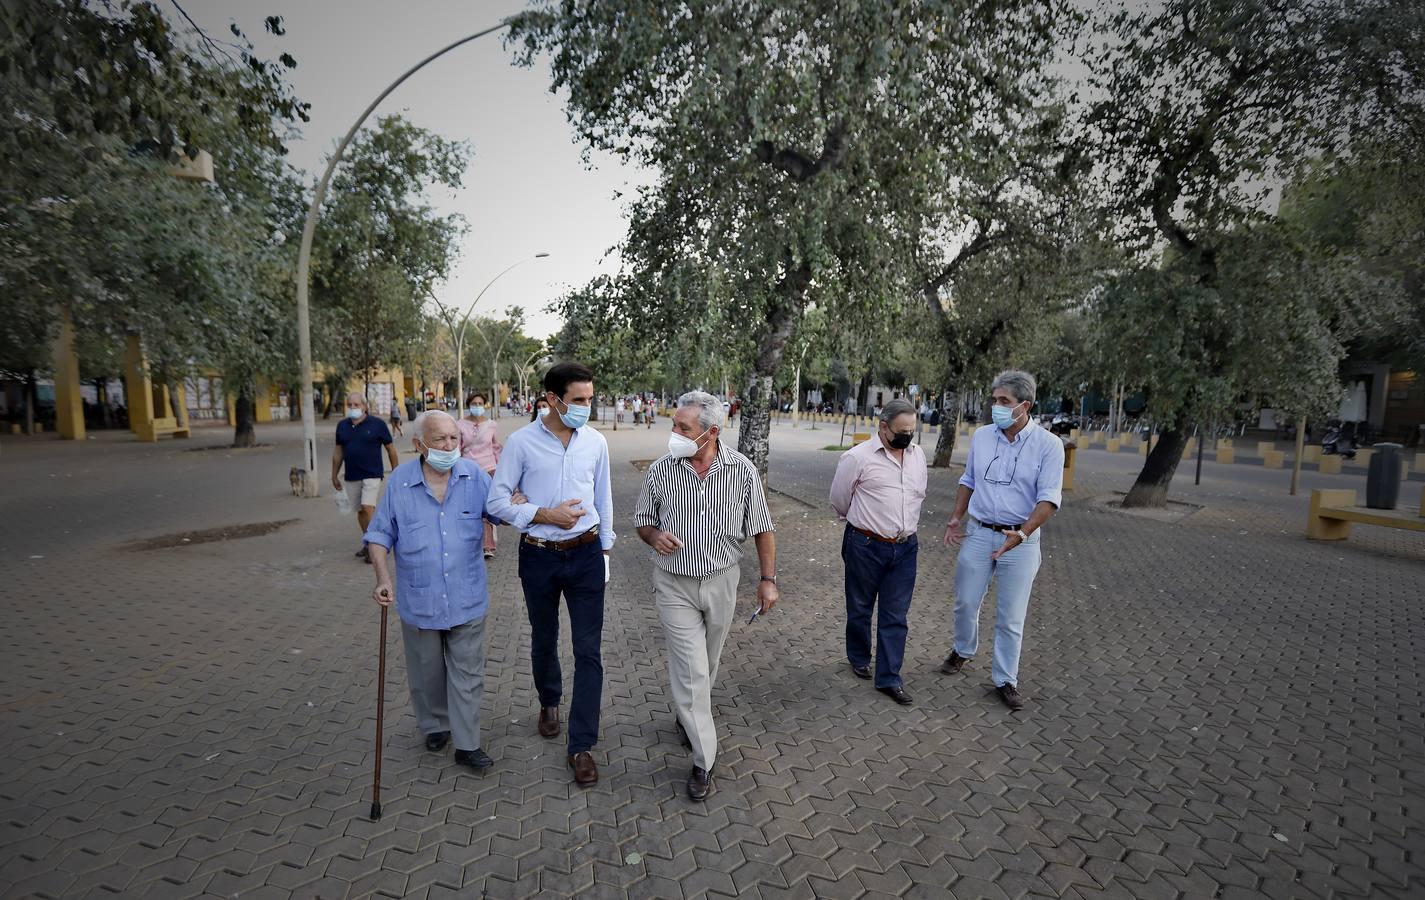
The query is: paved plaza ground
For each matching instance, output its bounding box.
[1,414,1422,899]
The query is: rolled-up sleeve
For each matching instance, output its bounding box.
[958,434,978,490]
[632,472,660,530]
[744,467,775,537]
[487,438,538,529]
[829,450,859,518]
[594,439,616,550]
[1036,435,1066,508]
[363,485,398,550]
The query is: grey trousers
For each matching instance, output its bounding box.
[400,615,486,752]
[653,565,739,770]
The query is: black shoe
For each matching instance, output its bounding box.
[355,545,370,562]
[996,684,1026,710]
[940,651,968,675]
[850,663,872,680]
[675,717,692,749]
[878,685,914,706]
[425,731,450,752]
[687,766,715,801]
[454,748,493,770]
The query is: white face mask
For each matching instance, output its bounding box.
[668,428,710,459]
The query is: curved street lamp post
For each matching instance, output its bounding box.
[294,18,513,496]
[432,252,549,411]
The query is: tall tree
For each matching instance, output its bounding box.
[512,0,1068,476]
[1080,0,1424,506]
[310,115,468,393]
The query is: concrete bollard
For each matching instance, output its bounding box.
[1303,446,1322,464]
[1319,455,1342,474]
[1215,446,1235,465]
[1256,441,1275,457]
[1105,438,1121,452]
[1263,450,1285,468]
[1347,448,1373,468]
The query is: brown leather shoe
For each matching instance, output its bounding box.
[940,651,968,675]
[568,751,598,786]
[538,706,560,738]
[687,765,714,801]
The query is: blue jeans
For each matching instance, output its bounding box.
[841,524,918,689]
[517,538,605,754]
[952,524,1042,687]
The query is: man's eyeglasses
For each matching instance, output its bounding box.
[983,447,1022,485]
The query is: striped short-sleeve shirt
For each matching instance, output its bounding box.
[632,442,776,577]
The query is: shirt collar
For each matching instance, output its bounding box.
[995,416,1039,445]
[537,416,579,441]
[405,458,473,488]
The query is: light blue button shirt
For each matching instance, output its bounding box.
[959,418,1065,525]
[363,458,498,630]
[486,418,616,551]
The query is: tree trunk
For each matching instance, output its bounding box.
[931,384,960,468]
[233,382,258,448]
[25,370,37,435]
[1122,420,1190,508]
[737,270,806,477]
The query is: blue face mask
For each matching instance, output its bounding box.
[346,407,363,420]
[424,446,459,471]
[556,396,591,429]
[992,403,1023,430]
[468,405,485,418]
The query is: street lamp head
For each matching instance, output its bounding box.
[534,252,551,258]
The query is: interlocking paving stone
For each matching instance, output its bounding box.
[1,420,1422,899]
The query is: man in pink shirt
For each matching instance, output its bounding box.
[458,392,504,559]
[829,399,928,706]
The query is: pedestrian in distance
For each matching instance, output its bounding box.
[332,392,399,563]
[829,399,927,706]
[365,410,504,771]
[389,399,403,438]
[458,393,504,561]
[941,370,1063,710]
[487,362,615,787]
[530,398,550,422]
[634,391,778,800]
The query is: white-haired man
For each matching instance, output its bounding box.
[941,370,1063,710]
[633,390,778,800]
[332,391,399,562]
[364,411,503,770]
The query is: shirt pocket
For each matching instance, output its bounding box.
[396,521,434,589]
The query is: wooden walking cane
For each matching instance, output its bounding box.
[370,604,388,821]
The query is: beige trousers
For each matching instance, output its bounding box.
[653,565,739,770]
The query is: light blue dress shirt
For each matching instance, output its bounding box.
[363,457,499,630]
[959,418,1065,525]
[486,418,616,551]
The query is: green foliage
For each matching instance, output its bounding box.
[512,0,1071,473]
[310,115,468,385]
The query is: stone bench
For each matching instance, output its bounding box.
[1306,487,1425,541]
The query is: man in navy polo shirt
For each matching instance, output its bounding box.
[332,391,400,562]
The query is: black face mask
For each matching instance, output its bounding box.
[886,430,913,450]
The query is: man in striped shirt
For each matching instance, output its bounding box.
[633,390,778,800]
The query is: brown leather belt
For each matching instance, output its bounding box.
[850,525,915,544]
[522,526,600,552]
[980,521,1025,532]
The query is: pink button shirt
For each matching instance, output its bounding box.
[457,418,502,474]
[829,433,929,538]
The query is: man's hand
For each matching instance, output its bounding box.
[541,499,586,529]
[332,475,342,492]
[651,530,684,556]
[990,532,1023,561]
[944,517,965,547]
[757,579,780,614]
[511,490,528,505]
[373,581,394,607]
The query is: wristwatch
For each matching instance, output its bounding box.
[1009,529,1029,541]
[760,575,778,583]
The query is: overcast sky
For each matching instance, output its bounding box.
[179,0,648,339]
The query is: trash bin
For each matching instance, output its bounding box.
[1366,442,1404,509]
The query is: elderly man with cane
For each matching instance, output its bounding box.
[364,410,503,778]
[941,370,1063,710]
[634,390,778,800]
[830,398,927,706]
